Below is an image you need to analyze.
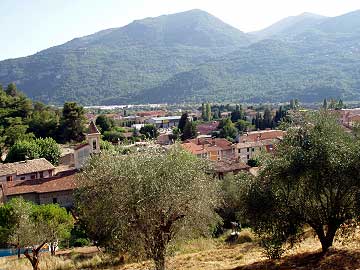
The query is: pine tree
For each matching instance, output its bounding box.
[181,120,196,141]
[205,103,212,122]
[263,108,272,129]
[201,103,206,120]
[323,98,328,110]
[178,113,188,133]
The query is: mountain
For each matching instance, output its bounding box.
[0,9,249,105]
[1,9,360,105]
[137,33,360,103]
[251,12,327,40]
[315,9,360,35]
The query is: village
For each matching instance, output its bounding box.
[1,102,359,209]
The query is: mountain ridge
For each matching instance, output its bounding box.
[1,9,360,105]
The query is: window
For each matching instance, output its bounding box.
[52,198,58,204]
[247,155,250,160]
[6,176,13,182]
[39,172,43,178]
[238,149,241,153]
[252,148,255,152]
[93,140,97,151]
[20,176,25,180]
[247,147,250,152]
[31,174,36,180]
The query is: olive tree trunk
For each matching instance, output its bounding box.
[24,241,47,270]
[313,222,339,253]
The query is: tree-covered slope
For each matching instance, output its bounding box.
[139,34,360,103]
[0,9,249,105]
[250,12,327,40]
[1,9,360,105]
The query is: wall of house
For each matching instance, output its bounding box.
[86,134,100,154]
[39,190,74,207]
[237,147,259,163]
[7,193,40,204]
[15,170,54,181]
[75,146,91,169]
[0,173,16,182]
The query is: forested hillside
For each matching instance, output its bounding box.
[1,9,360,105]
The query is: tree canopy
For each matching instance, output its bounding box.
[242,111,360,254]
[77,145,221,270]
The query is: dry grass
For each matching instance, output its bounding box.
[1,229,360,270]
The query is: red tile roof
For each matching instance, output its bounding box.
[197,121,219,135]
[212,160,250,173]
[87,120,100,134]
[239,130,284,143]
[4,170,77,196]
[182,138,233,155]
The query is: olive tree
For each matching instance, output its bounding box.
[77,145,221,270]
[32,204,74,255]
[8,198,73,270]
[243,111,360,254]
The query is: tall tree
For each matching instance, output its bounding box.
[242,111,360,254]
[95,114,114,132]
[58,102,86,142]
[77,146,221,270]
[205,103,212,122]
[5,83,18,97]
[32,204,74,255]
[201,103,206,120]
[323,98,328,110]
[263,108,272,129]
[181,119,196,141]
[140,124,159,139]
[178,112,188,133]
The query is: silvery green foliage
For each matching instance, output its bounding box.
[77,144,221,270]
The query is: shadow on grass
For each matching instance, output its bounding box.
[232,249,360,270]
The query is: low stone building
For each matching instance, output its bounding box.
[1,170,77,208]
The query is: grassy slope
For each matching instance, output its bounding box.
[1,230,359,270]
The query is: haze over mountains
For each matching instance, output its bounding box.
[1,9,360,105]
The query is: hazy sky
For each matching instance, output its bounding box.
[1,0,359,60]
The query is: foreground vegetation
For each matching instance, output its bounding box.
[0,229,359,270]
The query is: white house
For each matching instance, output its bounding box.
[74,121,101,169]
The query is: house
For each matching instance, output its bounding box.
[235,139,278,163]
[235,130,284,163]
[212,160,250,179]
[182,138,235,161]
[238,130,284,143]
[197,121,219,135]
[0,158,55,182]
[74,121,101,169]
[145,116,182,129]
[1,170,77,208]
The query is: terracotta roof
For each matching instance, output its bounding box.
[0,158,55,177]
[87,120,100,134]
[197,122,219,135]
[236,138,279,149]
[4,170,77,196]
[182,138,234,155]
[239,130,284,143]
[212,160,250,173]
